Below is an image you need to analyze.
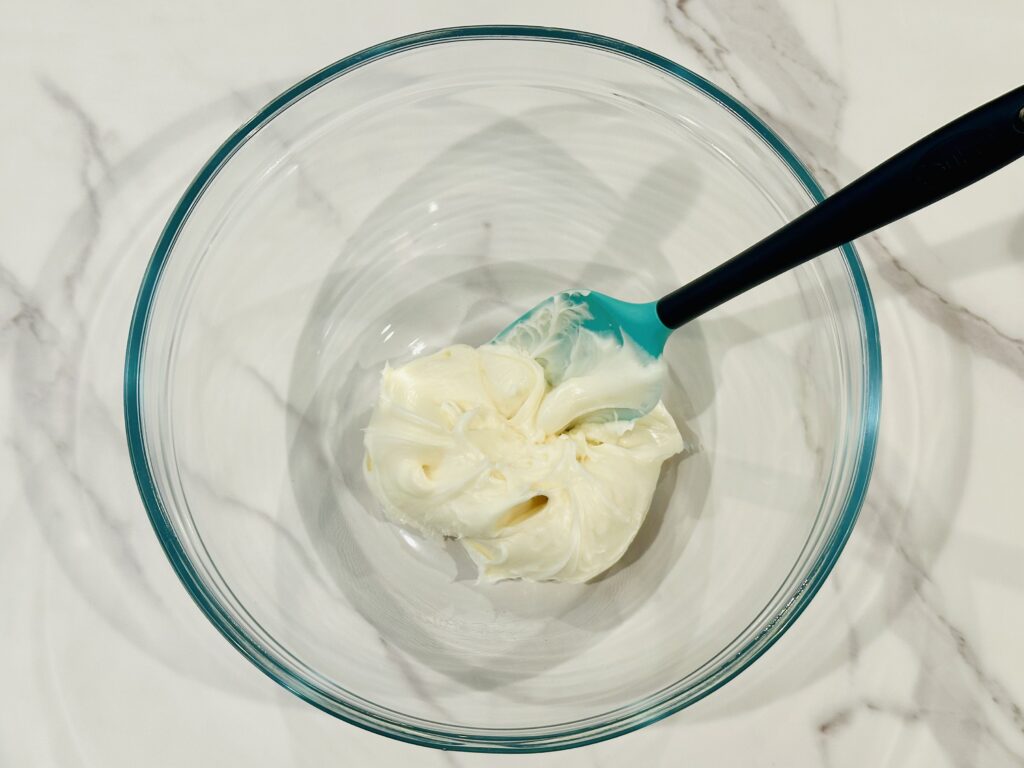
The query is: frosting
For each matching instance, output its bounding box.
[362,322,683,583]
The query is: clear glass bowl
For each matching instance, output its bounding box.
[125,26,880,752]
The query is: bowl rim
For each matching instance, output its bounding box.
[123,24,882,753]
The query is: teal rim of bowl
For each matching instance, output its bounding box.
[124,24,882,753]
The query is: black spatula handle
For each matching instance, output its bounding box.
[657,85,1024,329]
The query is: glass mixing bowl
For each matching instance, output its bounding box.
[125,26,880,752]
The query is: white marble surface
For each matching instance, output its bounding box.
[3,0,1024,764]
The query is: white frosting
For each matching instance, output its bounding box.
[362,332,684,583]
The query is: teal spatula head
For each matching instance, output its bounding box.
[494,290,671,376]
[491,290,672,425]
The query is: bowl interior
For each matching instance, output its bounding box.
[129,29,877,750]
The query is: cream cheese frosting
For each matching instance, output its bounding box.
[362,326,683,583]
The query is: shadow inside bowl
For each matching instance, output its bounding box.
[284,112,715,699]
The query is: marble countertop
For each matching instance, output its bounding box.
[4,0,1024,765]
